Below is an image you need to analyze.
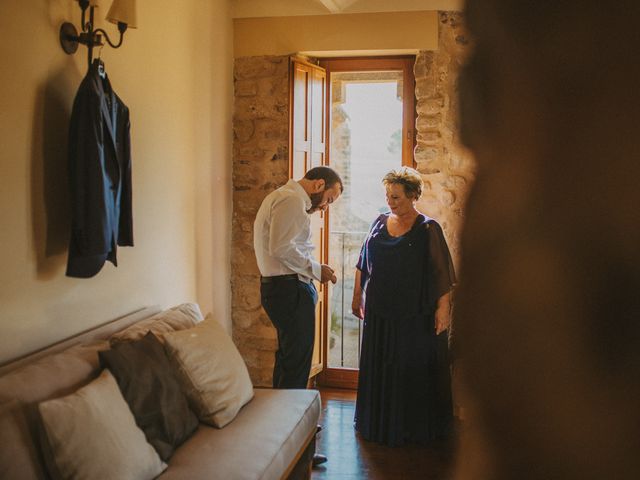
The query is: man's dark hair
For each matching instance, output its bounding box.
[304,166,344,193]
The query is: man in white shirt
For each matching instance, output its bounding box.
[254,166,343,391]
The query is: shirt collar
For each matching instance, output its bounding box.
[287,179,312,211]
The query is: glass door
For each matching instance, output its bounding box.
[320,57,416,389]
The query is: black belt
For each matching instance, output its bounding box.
[261,274,299,284]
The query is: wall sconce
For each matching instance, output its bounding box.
[60,0,137,66]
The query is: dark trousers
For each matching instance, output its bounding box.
[260,277,318,389]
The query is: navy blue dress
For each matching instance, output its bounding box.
[355,213,456,446]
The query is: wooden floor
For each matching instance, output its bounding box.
[311,388,456,480]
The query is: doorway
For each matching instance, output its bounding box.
[319,57,416,389]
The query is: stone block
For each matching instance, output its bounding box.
[417,114,442,131]
[240,348,275,370]
[237,146,265,160]
[445,175,469,189]
[415,79,437,99]
[254,119,288,141]
[233,167,263,189]
[234,120,255,142]
[414,144,442,162]
[414,52,434,78]
[235,56,283,80]
[235,79,258,97]
[449,152,472,171]
[235,195,263,214]
[417,130,442,144]
[257,76,289,97]
[417,96,446,116]
[440,189,457,206]
[234,97,287,121]
[239,333,277,352]
[416,162,442,175]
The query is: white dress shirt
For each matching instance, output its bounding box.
[253,180,322,283]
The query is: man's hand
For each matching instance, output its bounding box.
[320,264,337,284]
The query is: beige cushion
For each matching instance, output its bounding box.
[109,303,203,345]
[0,341,107,405]
[160,388,321,480]
[0,341,109,480]
[162,315,254,428]
[38,369,166,480]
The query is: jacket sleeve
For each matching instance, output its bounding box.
[118,106,133,246]
[68,86,103,254]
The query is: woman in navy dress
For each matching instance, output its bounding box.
[352,167,456,446]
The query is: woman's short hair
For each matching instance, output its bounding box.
[383,167,423,200]
[304,166,344,193]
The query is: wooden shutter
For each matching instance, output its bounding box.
[289,57,328,381]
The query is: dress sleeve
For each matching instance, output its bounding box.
[356,215,382,289]
[427,220,457,301]
[356,241,367,272]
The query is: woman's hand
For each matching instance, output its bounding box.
[435,308,451,334]
[352,268,364,319]
[435,291,452,334]
[352,295,364,319]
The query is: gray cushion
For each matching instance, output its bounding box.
[99,333,199,461]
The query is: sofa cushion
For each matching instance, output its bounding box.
[0,340,110,480]
[109,303,203,346]
[99,333,199,461]
[162,315,254,428]
[159,388,320,480]
[0,400,47,480]
[38,369,167,480]
[0,341,107,405]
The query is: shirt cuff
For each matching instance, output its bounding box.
[310,260,322,282]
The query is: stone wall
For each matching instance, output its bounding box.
[231,56,290,386]
[231,13,473,386]
[414,11,474,266]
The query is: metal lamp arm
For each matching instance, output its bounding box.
[93,27,125,49]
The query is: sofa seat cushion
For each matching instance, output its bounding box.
[159,388,320,480]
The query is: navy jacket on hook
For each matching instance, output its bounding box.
[66,60,133,278]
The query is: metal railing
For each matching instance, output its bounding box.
[328,231,368,369]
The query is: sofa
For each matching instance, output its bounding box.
[0,304,320,480]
